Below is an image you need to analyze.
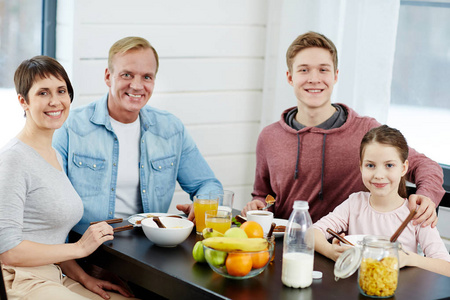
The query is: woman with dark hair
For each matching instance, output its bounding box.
[0,56,137,299]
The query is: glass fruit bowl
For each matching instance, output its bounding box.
[202,243,274,279]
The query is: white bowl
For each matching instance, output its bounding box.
[141,217,194,247]
[340,234,367,247]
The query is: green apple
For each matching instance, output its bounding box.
[224,227,248,239]
[192,241,206,263]
[204,248,227,267]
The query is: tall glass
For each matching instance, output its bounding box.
[193,194,219,235]
[210,190,234,213]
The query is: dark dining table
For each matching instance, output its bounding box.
[70,217,450,300]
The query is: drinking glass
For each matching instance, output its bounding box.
[205,209,232,234]
[193,194,219,234]
[210,190,234,213]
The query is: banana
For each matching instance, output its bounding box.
[202,227,224,238]
[202,237,268,252]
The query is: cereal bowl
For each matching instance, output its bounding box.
[340,235,367,247]
[203,243,274,280]
[141,217,194,247]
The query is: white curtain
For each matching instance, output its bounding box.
[261,0,400,128]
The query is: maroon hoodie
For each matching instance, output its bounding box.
[252,104,444,222]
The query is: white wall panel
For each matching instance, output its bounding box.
[76,25,266,58]
[78,0,267,25]
[189,123,259,156]
[76,91,263,123]
[74,58,264,95]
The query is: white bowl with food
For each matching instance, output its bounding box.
[141,217,194,247]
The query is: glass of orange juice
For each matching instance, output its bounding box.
[193,194,219,234]
[205,209,232,234]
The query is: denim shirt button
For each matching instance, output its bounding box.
[143,190,146,193]
[93,164,96,168]
[111,188,115,191]
[141,165,144,168]
[171,162,173,166]
[113,163,116,167]
[158,166,162,169]
[78,161,82,165]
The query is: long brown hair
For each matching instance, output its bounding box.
[360,125,409,198]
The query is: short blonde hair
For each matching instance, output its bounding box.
[108,36,159,74]
[286,31,338,73]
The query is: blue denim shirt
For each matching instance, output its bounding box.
[53,94,222,227]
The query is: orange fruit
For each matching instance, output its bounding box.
[240,221,264,238]
[251,248,270,269]
[225,253,253,277]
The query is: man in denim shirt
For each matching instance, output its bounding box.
[53,36,222,228]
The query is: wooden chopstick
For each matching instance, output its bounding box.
[390,210,417,242]
[113,224,134,232]
[326,228,354,246]
[90,218,123,225]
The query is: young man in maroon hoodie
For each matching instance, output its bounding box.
[241,31,444,226]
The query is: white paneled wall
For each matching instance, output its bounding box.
[56,0,268,211]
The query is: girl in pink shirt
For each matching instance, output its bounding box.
[313,125,450,276]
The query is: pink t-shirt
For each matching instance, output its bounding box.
[313,191,450,262]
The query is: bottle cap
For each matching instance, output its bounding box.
[293,200,308,210]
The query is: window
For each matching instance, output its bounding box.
[388,0,450,189]
[0,0,43,147]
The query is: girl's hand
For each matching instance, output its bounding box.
[75,222,114,257]
[328,236,352,261]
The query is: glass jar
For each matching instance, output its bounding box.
[334,236,400,298]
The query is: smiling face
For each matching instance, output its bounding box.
[360,142,408,201]
[20,75,71,132]
[286,47,338,111]
[105,47,157,123]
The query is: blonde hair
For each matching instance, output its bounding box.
[108,36,159,74]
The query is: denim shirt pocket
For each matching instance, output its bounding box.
[71,153,107,197]
[150,155,177,198]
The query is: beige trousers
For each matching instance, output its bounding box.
[2,264,140,300]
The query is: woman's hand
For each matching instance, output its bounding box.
[75,222,114,258]
[82,275,134,299]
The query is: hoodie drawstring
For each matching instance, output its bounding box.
[318,134,327,200]
[294,133,301,180]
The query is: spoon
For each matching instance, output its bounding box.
[390,210,417,242]
[261,194,275,210]
[153,216,166,228]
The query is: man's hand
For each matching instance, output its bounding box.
[407,194,438,228]
[241,200,266,216]
[176,203,195,222]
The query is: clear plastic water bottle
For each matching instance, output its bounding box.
[282,200,314,288]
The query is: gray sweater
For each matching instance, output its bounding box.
[0,138,83,254]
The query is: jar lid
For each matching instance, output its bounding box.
[334,247,362,280]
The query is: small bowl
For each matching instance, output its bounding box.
[203,243,274,279]
[141,217,193,247]
[340,234,367,247]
